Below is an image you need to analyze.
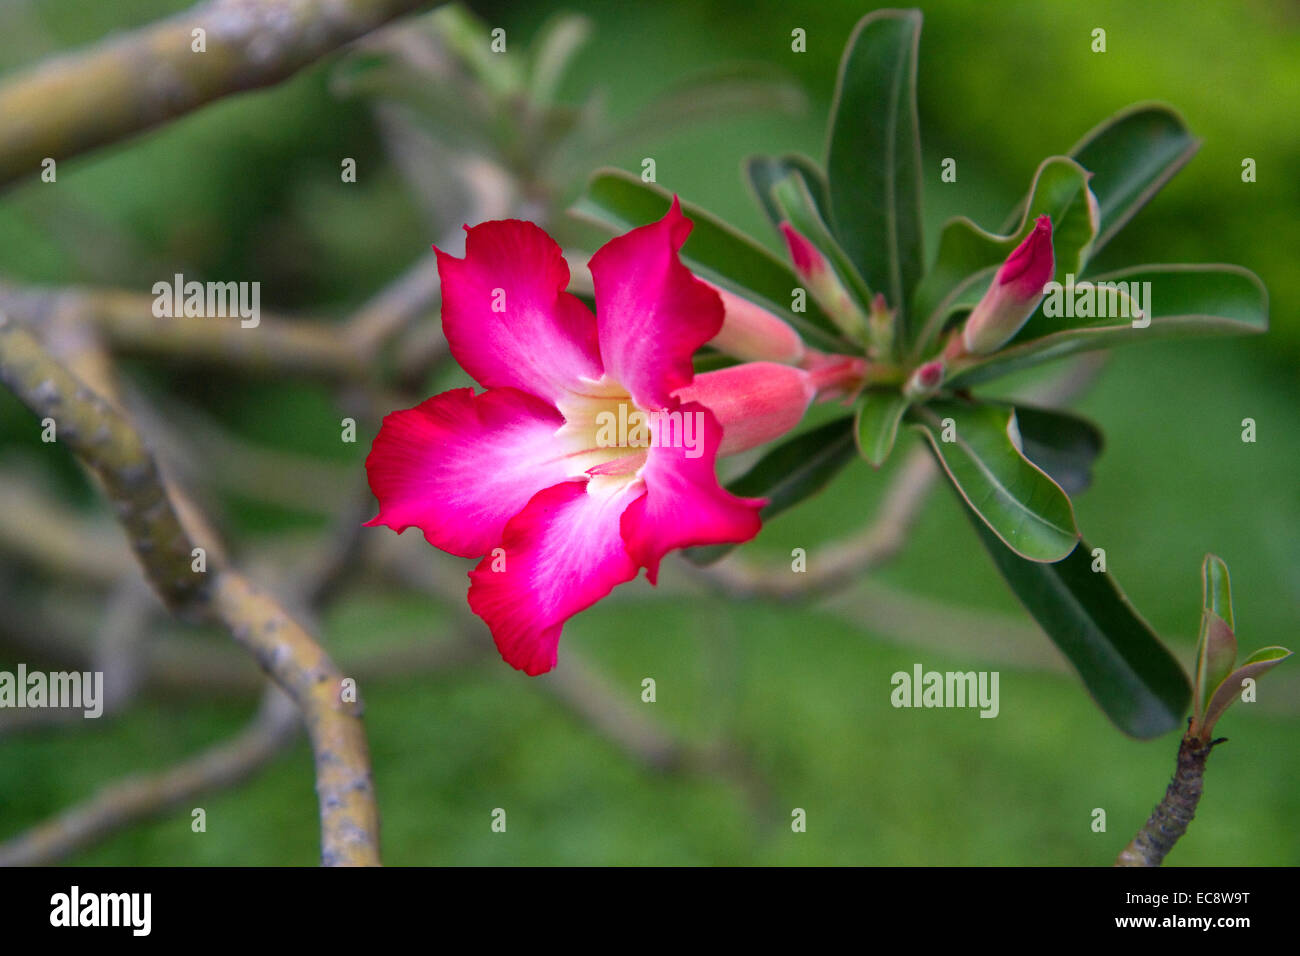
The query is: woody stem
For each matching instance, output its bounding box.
[1115,726,1224,866]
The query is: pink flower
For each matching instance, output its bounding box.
[365,200,816,675]
[960,215,1055,355]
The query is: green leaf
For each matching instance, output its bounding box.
[948,264,1268,386]
[962,509,1191,738]
[571,169,854,353]
[1194,610,1237,720]
[1193,555,1237,720]
[436,4,526,98]
[825,9,924,340]
[683,417,857,565]
[1008,404,1105,495]
[772,171,874,317]
[528,12,594,108]
[1202,553,1234,630]
[730,416,858,518]
[855,390,910,467]
[1201,646,1293,736]
[911,156,1094,357]
[909,401,1078,562]
[1066,103,1200,253]
[745,153,829,232]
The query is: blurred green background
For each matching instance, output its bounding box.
[0,0,1296,864]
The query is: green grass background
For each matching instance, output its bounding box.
[0,0,1296,864]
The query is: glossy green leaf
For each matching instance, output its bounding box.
[825,9,924,340]
[745,153,829,231]
[1008,404,1105,495]
[963,508,1191,738]
[911,156,1094,357]
[728,416,858,519]
[683,417,857,565]
[855,390,910,467]
[571,169,854,353]
[909,401,1078,562]
[1202,552,1234,631]
[1193,555,1237,719]
[1201,646,1293,736]
[772,171,874,316]
[948,264,1268,386]
[1066,103,1200,253]
[1194,610,1237,720]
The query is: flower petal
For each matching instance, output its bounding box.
[673,362,814,457]
[587,197,723,409]
[468,479,643,675]
[620,401,764,583]
[364,387,569,558]
[436,219,603,402]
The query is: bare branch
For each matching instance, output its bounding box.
[0,315,381,865]
[0,281,365,381]
[0,0,439,189]
[0,687,300,866]
[536,651,683,771]
[0,315,210,613]
[131,396,355,516]
[0,475,123,584]
[538,648,775,817]
[695,445,938,601]
[344,251,442,358]
[209,571,380,866]
[1116,729,1222,867]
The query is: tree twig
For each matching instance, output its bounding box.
[344,251,442,359]
[0,0,439,189]
[0,687,301,866]
[0,314,382,865]
[0,281,365,381]
[1115,727,1224,866]
[0,314,209,614]
[0,474,124,584]
[209,570,380,866]
[694,445,938,601]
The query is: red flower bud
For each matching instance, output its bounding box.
[961,215,1054,355]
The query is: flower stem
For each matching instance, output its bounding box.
[800,351,900,400]
[1115,726,1225,866]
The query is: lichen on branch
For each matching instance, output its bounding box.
[0,313,381,865]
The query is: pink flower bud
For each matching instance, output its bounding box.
[704,283,806,364]
[903,359,944,399]
[778,221,868,341]
[779,221,827,279]
[961,215,1054,355]
[674,361,815,457]
[867,292,894,358]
